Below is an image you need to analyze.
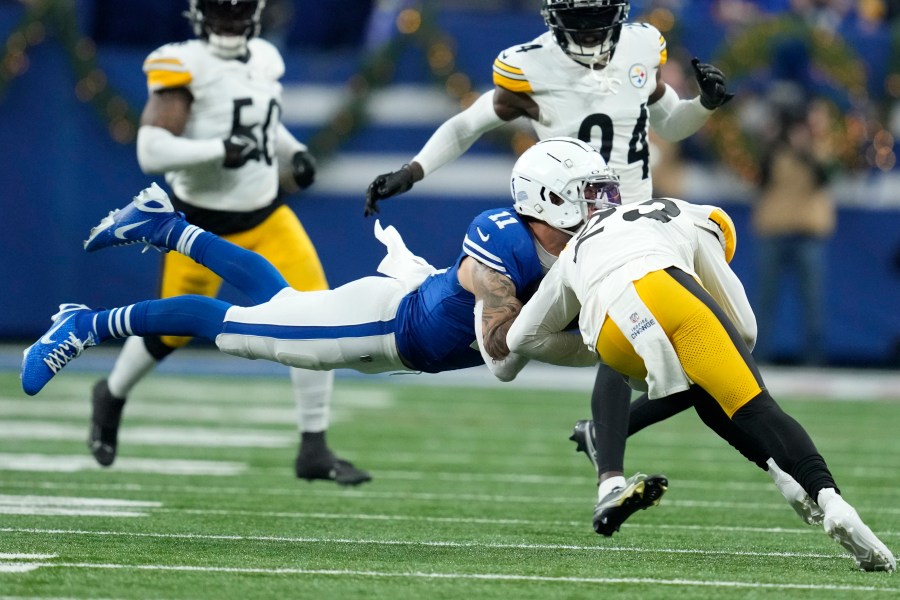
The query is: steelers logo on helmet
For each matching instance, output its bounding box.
[541,0,630,69]
[185,0,267,59]
[511,137,621,234]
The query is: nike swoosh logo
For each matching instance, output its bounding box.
[114,220,150,240]
[476,227,490,243]
[40,314,74,344]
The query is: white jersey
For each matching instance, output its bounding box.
[511,198,754,357]
[143,39,285,211]
[493,25,667,204]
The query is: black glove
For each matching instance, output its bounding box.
[364,165,414,217]
[691,58,734,110]
[223,133,259,168]
[291,150,317,190]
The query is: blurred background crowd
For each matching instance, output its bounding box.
[1,0,899,367]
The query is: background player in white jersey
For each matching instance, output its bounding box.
[364,0,733,503]
[87,0,371,486]
[23,140,609,409]
[506,184,895,571]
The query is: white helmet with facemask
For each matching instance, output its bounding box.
[511,137,621,234]
[185,0,266,59]
[542,0,630,70]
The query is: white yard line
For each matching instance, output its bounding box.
[0,455,245,476]
[3,559,896,592]
[0,527,847,560]
[3,478,900,517]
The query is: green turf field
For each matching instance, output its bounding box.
[1,368,899,599]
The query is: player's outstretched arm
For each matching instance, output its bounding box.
[647,58,734,142]
[364,90,509,216]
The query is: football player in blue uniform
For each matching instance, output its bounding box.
[22,138,607,402]
[363,0,736,511]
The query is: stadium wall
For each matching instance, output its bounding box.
[3,28,899,367]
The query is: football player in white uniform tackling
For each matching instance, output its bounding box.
[364,0,736,515]
[505,159,895,571]
[88,0,371,485]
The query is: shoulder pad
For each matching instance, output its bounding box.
[462,210,527,275]
[624,22,666,66]
[248,38,285,80]
[143,40,204,92]
[492,38,544,94]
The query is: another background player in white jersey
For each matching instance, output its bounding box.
[506,189,895,572]
[363,0,733,499]
[88,0,371,486]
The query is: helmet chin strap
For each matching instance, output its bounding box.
[206,33,248,59]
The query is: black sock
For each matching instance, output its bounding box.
[628,391,693,436]
[731,391,838,499]
[591,365,630,474]
[689,387,769,471]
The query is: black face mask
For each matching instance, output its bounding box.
[555,7,621,31]
[201,0,258,36]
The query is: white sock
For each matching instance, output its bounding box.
[597,475,627,502]
[107,336,158,398]
[291,368,334,433]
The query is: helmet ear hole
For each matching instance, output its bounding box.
[549,192,565,206]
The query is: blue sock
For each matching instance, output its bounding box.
[167,224,290,304]
[83,296,230,344]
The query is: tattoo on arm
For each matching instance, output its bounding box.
[471,261,522,359]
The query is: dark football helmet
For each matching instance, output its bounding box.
[541,0,630,68]
[185,0,266,58]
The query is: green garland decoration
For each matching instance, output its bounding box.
[0,1,516,157]
[0,0,140,144]
[704,15,876,181]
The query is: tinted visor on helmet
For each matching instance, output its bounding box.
[555,7,621,47]
[582,178,621,207]
[202,0,258,36]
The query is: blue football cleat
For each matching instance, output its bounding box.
[83,182,182,253]
[22,304,96,396]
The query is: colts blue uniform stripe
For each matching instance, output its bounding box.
[222,319,397,339]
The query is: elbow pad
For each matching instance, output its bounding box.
[648,84,713,142]
[137,125,225,173]
[412,91,504,177]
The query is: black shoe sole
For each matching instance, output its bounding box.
[593,474,668,537]
[296,458,372,486]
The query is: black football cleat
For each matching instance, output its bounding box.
[295,449,372,486]
[88,379,126,467]
[569,419,600,475]
[593,473,668,537]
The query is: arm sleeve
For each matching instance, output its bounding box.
[506,264,599,367]
[136,125,225,173]
[648,84,714,142]
[275,122,307,163]
[474,300,530,382]
[694,222,757,350]
[412,90,505,177]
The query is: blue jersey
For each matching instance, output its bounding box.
[394,208,545,373]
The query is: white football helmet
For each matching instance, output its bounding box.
[511,137,621,232]
[542,0,630,69]
[185,0,266,59]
